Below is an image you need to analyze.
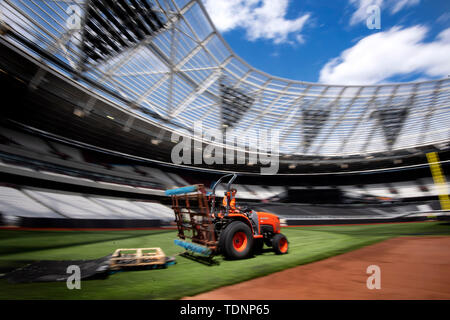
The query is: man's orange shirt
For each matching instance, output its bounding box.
[222,195,236,211]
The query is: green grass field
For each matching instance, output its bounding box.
[0,221,449,300]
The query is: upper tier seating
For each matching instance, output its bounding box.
[0,127,53,156]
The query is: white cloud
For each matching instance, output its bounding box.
[349,0,420,25]
[437,12,450,24]
[319,25,450,85]
[203,0,310,44]
[390,0,420,14]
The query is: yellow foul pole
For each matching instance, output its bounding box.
[426,152,450,210]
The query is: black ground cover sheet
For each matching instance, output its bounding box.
[3,255,112,283]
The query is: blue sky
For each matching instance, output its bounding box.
[203,0,450,84]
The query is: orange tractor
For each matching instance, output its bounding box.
[166,174,289,259]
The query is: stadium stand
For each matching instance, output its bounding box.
[0,125,448,212]
[0,127,53,156]
[50,141,85,163]
[0,158,36,172]
[254,200,443,225]
[135,166,179,188]
[0,186,63,218]
[214,183,257,200]
[110,164,139,175]
[90,197,173,221]
[0,184,175,225]
[1,181,438,227]
[1,126,447,206]
[23,189,121,219]
[167,172,189,187]
[37,170,95,183]
[134,201,175,221]
[339,180,450,200]
[0,126,178,189]
[248,185,278,199]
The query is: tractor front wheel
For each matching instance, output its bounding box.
[219,221,254,259]
[272,233,289,254]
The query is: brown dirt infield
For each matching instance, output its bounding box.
[184,236,450,300]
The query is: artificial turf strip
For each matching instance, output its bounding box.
[0,221,449,300]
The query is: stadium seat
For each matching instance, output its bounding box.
[391,182,423,198]
[137,166,179,187]
[111,165,138,175]
[23,189,121,219]
[0,186,62,218]
[133,201,175,221]
[167,173,189,187]
[49,142,85,162]
[90,197,167,220]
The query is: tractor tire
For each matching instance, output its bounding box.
[219,221,254,259]
[272,233,289,255]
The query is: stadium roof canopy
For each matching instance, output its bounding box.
[1,0,449,161]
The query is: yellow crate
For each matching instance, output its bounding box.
[109,248,166,270]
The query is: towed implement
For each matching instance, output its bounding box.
[165,174,289,260]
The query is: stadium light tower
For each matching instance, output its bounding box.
[78,0,167,72]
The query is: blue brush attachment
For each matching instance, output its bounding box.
[174,239,212,256]
[165,185,198,196]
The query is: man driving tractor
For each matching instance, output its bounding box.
[222,188,238,212]
[222,187,260,235]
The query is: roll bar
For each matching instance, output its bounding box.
[210,173,238,215]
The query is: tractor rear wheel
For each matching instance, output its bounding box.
[272,233,289,254]
[219,221,254,259]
